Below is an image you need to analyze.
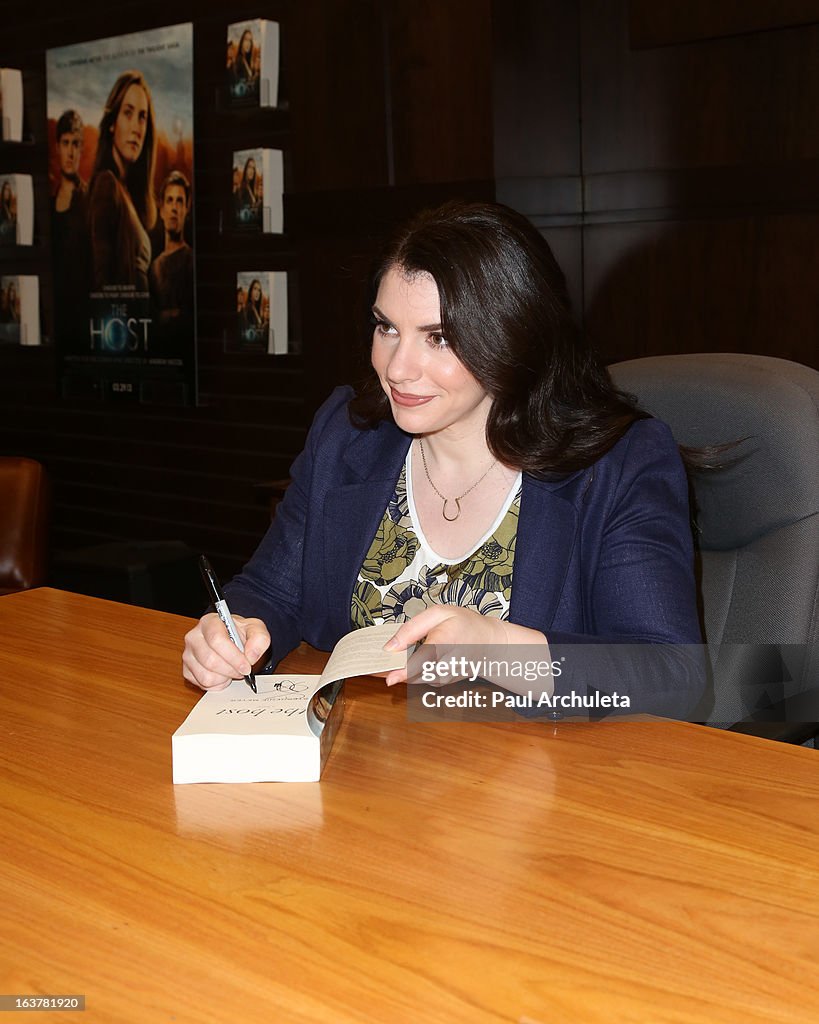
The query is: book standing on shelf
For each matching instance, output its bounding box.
[0,69,23,141]
[0,275,40,345]
[232,148,283,233]
[0,174,33,246]
[226,19,279,107]
[233,270,289,354]
[172,624,405,784]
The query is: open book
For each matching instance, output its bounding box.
[172,623,405,784]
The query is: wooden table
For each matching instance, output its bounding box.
[1,588,818,1023]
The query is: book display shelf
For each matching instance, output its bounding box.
[220,18,295,359]
[1,70,43,347]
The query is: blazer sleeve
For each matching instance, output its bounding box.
[545,420,708,719]
[224,387,353,668]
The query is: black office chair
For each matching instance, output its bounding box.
[609,354,819,741]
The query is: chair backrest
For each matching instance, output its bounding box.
[609,354,819,724]
[0,456,50,595]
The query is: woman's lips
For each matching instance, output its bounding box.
[390,387,434,408]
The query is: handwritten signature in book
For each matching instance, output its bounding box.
[271,680,311,692]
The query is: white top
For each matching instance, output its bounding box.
[350,449,522,628]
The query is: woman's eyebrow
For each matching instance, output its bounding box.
[371,304,442,332]
[371,304,391,323]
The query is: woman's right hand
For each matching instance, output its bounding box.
[182,612,271,691]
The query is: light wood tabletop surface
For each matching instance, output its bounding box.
[1,587,818,1024]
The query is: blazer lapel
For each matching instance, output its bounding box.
[510,475,580,632]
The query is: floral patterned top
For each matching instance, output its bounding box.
[350,451,522,629]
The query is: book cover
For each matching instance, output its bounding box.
[226,19,279,107]
[233,270,289,354]
[0,68,23,141]
[0,174,33,246]
[0,275,40,345]
[46,24,196,405]
[172,624,404,784]
[232,148,283,233]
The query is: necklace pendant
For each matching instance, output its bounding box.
[442,497,461,522]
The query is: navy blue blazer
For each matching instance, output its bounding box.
[226,387,706,717]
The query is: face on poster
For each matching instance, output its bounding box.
[46,23,196,406]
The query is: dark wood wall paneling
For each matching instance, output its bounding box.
[12,0,812,589]
[492,0,583,315]
[0,0,493,582]
[492,0,819,370]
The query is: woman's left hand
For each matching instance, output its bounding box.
[381,605,511,686]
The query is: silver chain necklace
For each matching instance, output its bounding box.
[417,437,496,522]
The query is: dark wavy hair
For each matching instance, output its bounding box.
[91,71,157,231]
[349,200,647,475]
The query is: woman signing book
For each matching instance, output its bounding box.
[182,201,705,717]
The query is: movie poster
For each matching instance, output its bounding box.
[46,24,195,405]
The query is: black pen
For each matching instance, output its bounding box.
[199,555,257,693]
